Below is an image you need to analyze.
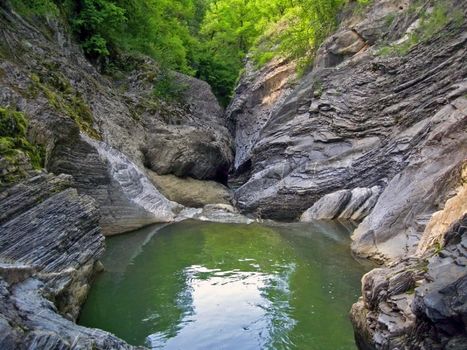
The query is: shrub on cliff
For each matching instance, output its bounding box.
[0,107,44,187]
[8,0,372,105]
[0,107,43,169]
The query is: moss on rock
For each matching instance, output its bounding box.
[0,106,45,187]
[30,72,101,140]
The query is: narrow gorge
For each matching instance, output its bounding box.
[0,0,466,349]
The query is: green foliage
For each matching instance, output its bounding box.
[0,106,44,169]
[30,72,100,139]
[10,0,58,16]
[433,241,443,254]
[152,69,188,101]
[377,0,462,57]
[255,0,345,72]
[64,0,126,58]
[12,0,376,105]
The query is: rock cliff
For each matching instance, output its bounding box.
[227,0,466,348]
[0,174,141,349]
[0,2,233,235]
[228,0,467,261]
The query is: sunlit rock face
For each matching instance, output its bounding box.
[225,58,297,173]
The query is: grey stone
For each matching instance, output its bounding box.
[229,0,467,264]
[0,174,143,349]
[300,186,381,222]
[351,214,467,349]
[0,3,232,236]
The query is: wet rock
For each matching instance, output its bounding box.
[178,204,255,224]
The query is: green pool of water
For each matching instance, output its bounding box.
[79,220,370,350]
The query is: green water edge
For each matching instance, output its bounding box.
[79,220,373,350]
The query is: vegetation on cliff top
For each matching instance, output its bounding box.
[11,0,369,105]
[11,0,459,105]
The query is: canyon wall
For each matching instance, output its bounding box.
[0,3,233,235]
[0,0,466,348]
[227,0,466,348]
[228,0,467,262]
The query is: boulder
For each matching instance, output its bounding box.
[300,186,381,221]
[351,214,467,349]
[148,173,232,208]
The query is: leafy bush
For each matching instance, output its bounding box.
[0,107,43,169]
[11,0,376,105]
[65,0,126,58]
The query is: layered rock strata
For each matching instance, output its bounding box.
[351,210,467,349]
[0,2,232,235]
[0,174,141,349]
[228,0,467,262]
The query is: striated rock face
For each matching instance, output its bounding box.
[226,2,467,348]
[351,101,467,261]
[225,58,297,173]
[0,3,232,235]
[300,186,381,222]
[0,174,141,349]
[230,0,467,262]
[351,212,467,350]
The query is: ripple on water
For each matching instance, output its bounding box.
[79,220,371,350]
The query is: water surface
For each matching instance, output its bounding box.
[79,220,370,349]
